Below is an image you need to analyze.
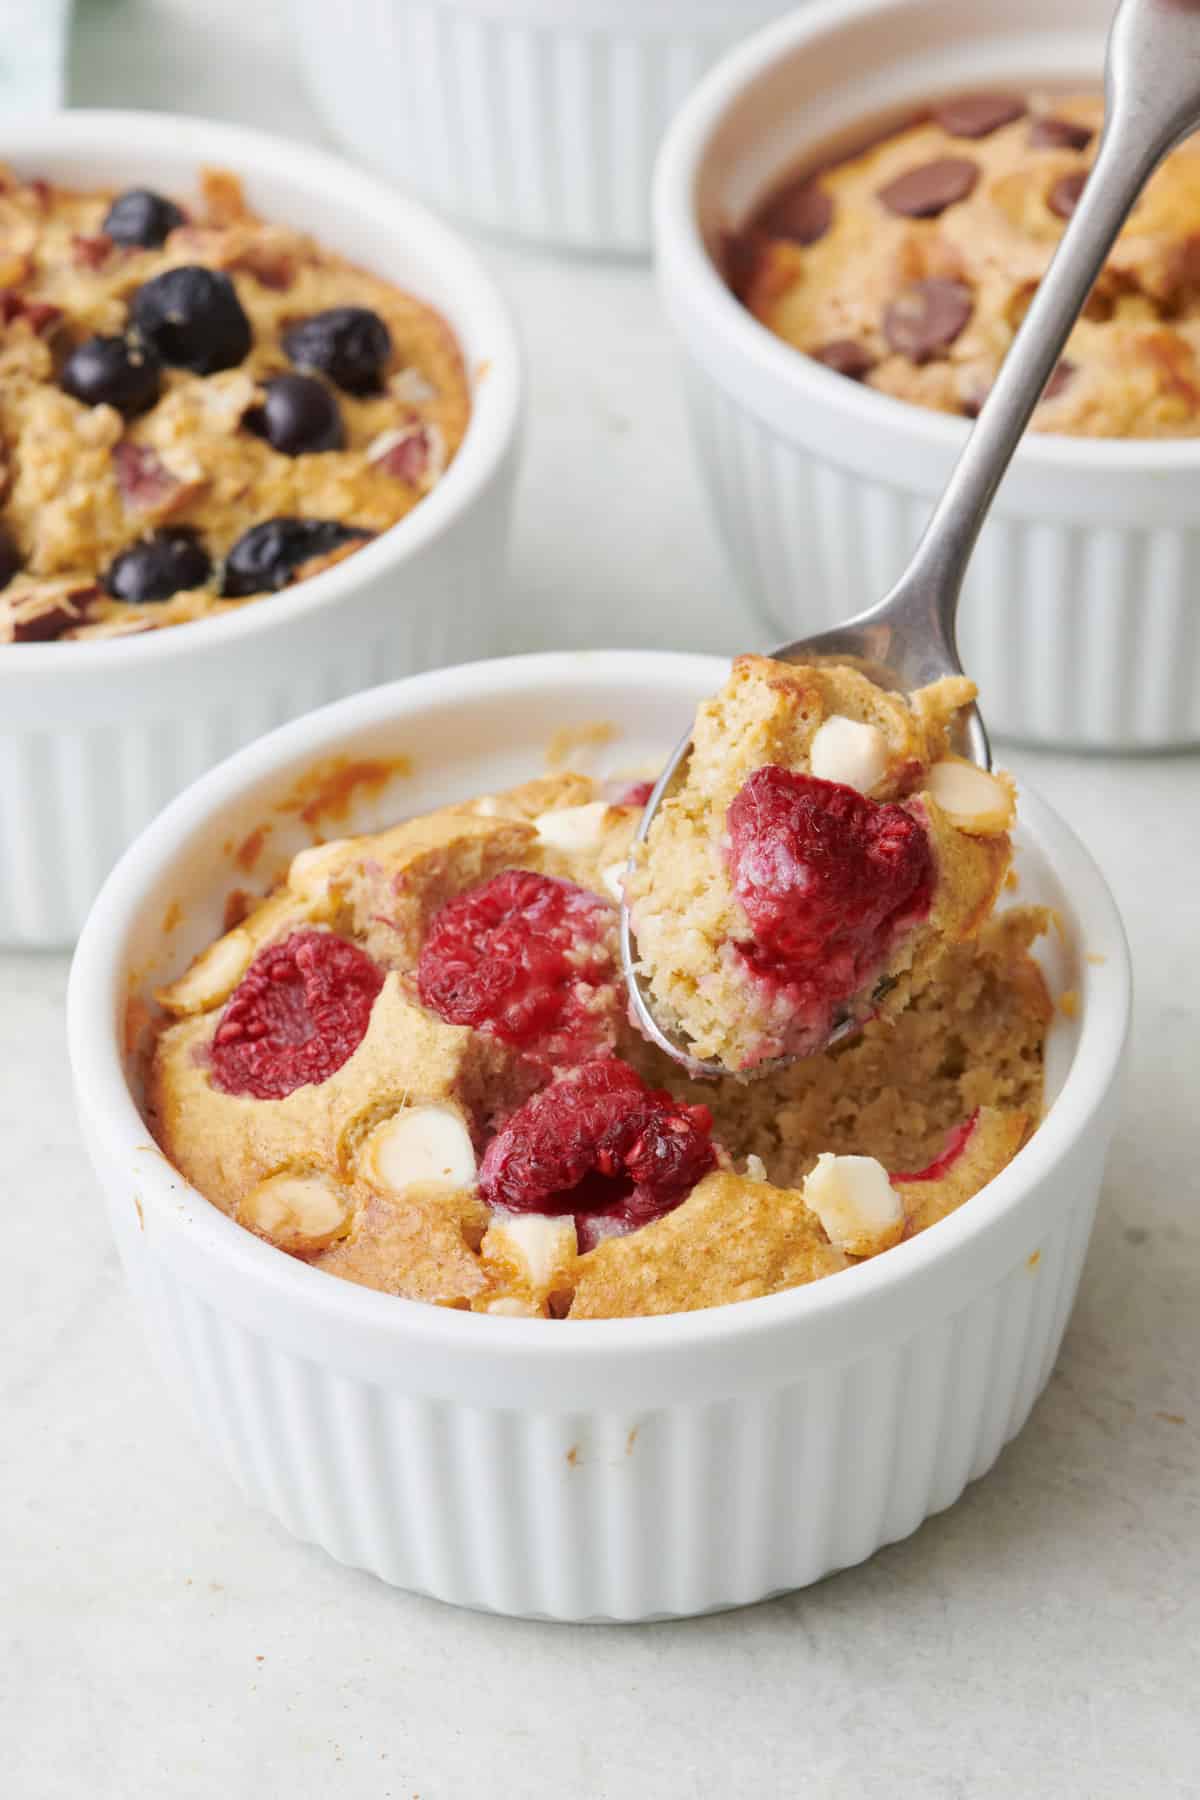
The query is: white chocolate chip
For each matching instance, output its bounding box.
[158,928,253,1015]
[239,1172,352,1253]
[809,715,889,794]
[487,1214,578,1289]
[360,1105,477,1194]
[473,796,500,818]
[486,1297,537,1317]
[926,760,1015,835]
[602,860,627,902]
[745,1154,769,1184]
[803,1153,904,1257]
[534,802,611,853]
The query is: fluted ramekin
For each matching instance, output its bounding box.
[656,0,1200,749]
[68,651,1130,1622]
[0,111,521,948]
[294,0,787,254]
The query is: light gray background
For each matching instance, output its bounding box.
[2,2,1198,1795]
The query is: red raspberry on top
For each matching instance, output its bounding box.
[417,869,617,1068]
[210,930,384,1100]
[479,1058,717,1251]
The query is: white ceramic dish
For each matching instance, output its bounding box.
[656,0,1200,749]
[294,0,788,254]
[0,111,522,948]
[2,0,71,111]
[68,650,1130,1622]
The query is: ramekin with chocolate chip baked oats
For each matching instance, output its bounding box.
[0,112,520,947]
[656,0,1200,750]
[69,652,1129,1618]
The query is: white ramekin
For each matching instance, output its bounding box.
[0,111,522,948]
[68,650,1130,1622]
[294,0,788,254]
[656,0,1200,750]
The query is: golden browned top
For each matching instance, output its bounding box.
[149,760,1049,1321]
[736,92,1200,436]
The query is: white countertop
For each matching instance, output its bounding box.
[4,2,1199,1795]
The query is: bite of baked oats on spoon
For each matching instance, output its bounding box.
[622,0,1195,1076]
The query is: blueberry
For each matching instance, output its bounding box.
[102,188,187,249]
[104,530,212,604]
[60,333,162,418]
[246,373,344,455]
[0,525,20,589]
[281,306,391,395]
[221,518,372,597]
[131,266,252,375]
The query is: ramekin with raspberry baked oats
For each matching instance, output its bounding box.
[0,113,521,947]
[70,653,1129,1617]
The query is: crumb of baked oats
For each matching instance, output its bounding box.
[0,167,469,641]
[625,656,1014,1072]
[733,91,1200,437]
[147,769,1049,1320]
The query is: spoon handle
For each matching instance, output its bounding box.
[883,0,1200,646]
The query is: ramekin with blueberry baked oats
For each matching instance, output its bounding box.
[0,112,520,947]
[0,164,468,643]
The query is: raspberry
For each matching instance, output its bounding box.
[479,1058,717,1251]
[893,1111,979,1182]
[726,766,934,1054]
[417,870,617,1066]
[210,930,384,1100]
[613,779,655,808]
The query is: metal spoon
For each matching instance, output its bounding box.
[622,0,1200,1076]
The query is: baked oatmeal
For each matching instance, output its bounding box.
[148,752,1049,1321]
[0,167,468,643]
[626,656,1015,1071]
[732,90,1200,435]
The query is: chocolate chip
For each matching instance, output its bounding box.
[811,339,876,381]
[883,279,974,362]
[878,157,979,219]
[933,93,1026,139]
[1029,115,1094,153]
[1048,170,1089,219]
[1042,358,1076,401]
[759,179,834,246]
